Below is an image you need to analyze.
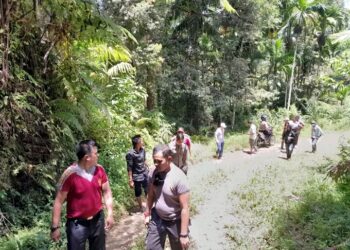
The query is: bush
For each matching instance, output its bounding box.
[328,139,350,182]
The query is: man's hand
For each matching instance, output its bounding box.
[180,236,190,249]
[105,214,114,231]
[50,228,60,242]
[128,180,134,188]
[144,210,150,227]
[144,215,150,227]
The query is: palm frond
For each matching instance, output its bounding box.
[219,0,237,14]
[107,62,135,76]
[100,15,138,45]
[50,99,88,135]
[90,44,131,63]
[53,111,85,135]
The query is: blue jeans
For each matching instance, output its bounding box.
[216,141,224,159]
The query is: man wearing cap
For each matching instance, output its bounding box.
[51,139,114,250]
[311,121,323,153]
[172,127,192,156]
[169,133,189,174]
[215,122,227,159]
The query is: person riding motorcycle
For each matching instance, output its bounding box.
[259,115,272,143]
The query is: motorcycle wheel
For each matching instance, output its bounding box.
[256,136,263,148]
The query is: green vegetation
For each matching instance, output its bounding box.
[1,0,350,248]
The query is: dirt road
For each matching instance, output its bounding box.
[106,131,350,250]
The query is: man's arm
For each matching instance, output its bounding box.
[185,136,192,155]
[102,181,114,230]
[214,129,219,143]
[144,182,154,225]
[179,192,190,249]
[51,190,67,242]
[128,170,134,188]
[318,127,324,137]
[183,145,188,167]
[126,153,134,188]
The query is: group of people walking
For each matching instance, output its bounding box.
[281,115,323,159]
[50,118,323,250]
[217,114,324,160]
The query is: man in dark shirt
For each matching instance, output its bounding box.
[126,135,148,211]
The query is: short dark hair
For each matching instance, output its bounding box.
[76,139,98,160]
[152,144,172,158]
[132,134,142,148]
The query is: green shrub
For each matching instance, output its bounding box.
[328,139,350,182]
[0,228,52,250]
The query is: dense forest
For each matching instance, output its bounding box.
[1,0,350,248]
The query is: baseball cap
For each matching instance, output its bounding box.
[177,127,185,133]
[220,122,227,128]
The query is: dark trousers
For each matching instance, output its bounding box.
[66,210,105,250]
[134,178,148,197]
[146,209,182,250]
[311,137,318,152]
[216,141,224,159]
[285,137,295,159]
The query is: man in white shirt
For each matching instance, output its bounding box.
[215,122,226,159]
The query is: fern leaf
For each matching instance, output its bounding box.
[107,62,135,76]
[220,0,237,14]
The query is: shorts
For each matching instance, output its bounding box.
[134,178,148,197]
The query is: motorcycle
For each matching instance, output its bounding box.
[256,128,275,148]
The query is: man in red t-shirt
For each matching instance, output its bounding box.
[50,140,114,250]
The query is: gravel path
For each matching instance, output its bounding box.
[106,130,350,250]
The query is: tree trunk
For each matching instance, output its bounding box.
[287,44,297,110]
[231,100,235,129]
[284,75,289,108]
[0,0,11,89]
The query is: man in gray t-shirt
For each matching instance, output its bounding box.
[144,144,190,250]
